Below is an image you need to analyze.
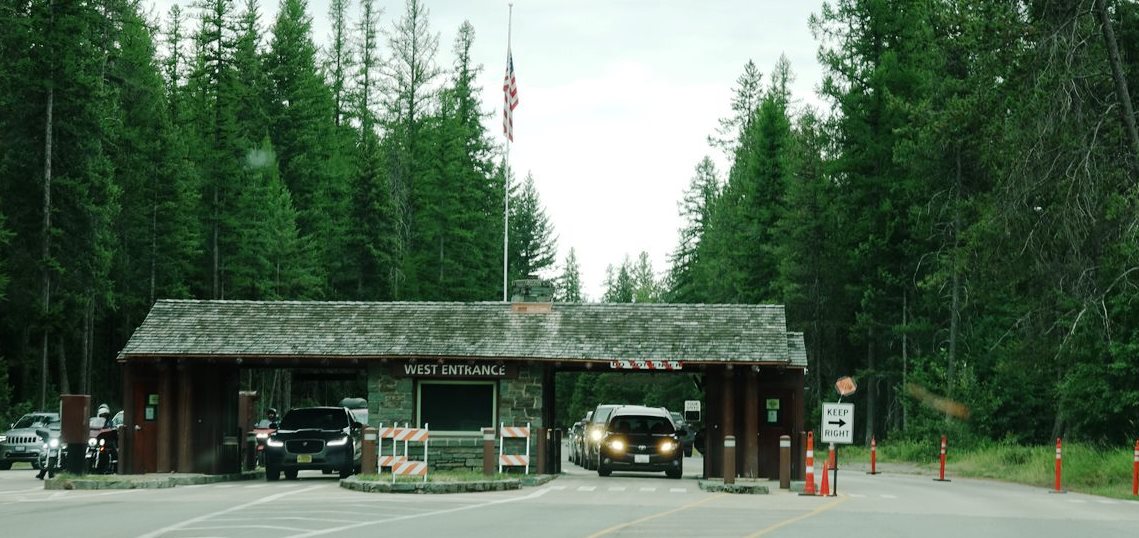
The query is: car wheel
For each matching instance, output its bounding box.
[597,464,611,477]
[0,461,12,470]
[266,466,281,481]
[284,469,299,480]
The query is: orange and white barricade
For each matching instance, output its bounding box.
[377,423,430,483]
[498,422,531,474]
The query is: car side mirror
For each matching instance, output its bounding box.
[352,421,363,430]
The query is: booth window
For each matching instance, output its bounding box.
[417,381,496,433]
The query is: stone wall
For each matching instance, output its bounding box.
[365,361,546,473]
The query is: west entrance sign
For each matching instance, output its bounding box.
[821,402,854,444]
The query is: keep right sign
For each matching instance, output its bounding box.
[821,402,855,444]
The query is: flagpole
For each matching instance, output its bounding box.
[503,3,513,302]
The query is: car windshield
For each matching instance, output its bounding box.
[13,414,56,429]
[89,417,109,429]
[609,415,675,436]
[592,406,617,424]
[280,409,349,430]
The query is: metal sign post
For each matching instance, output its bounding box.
[821,402,854,496]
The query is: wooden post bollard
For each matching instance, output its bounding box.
[482,427,496,476]
[361,427,377,475]
[724,435,736,485]
[779,435,791,489]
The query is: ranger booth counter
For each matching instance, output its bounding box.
[116,280,807,479]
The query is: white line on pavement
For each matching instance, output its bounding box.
[639,487,656,492]
[608,487,626,492]
[137,485,324,538]
[848,494,866,498]
[243,484,268,488]
[283,487,554,537]
[578,486,596,492]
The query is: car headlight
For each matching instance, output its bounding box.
[607,439,625,452]
[255,432,269,439]
[88,438,97,447]
[659,440,677,454]
[0,435,6,443]
[99,438,106,446]
[589,428,603,442]
[267,439,284,448]
[327,436,350,446]
[48,438,60,449]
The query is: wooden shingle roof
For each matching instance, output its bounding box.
[118,300,806,367]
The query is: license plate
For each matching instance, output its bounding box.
[14,446,25,452]
[634,454,649,464]
[296,454,312,463]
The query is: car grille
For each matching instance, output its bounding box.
[286,440,324,454]
[5,435,40,445]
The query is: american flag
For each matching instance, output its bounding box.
[503,48,518,141]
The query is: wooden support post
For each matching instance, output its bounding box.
[744,367,759,478]
[157,363,174,472]
[722,365,736,480]
[177,365,193,472]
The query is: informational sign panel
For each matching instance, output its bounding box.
[821,402,854,444]
[683,400,701,423]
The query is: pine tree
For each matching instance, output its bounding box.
[666,157,718,303]
[508,173,557,282]
[557,247,583,302]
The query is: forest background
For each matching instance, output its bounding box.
[1,0,1138,447]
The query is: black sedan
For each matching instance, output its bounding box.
[597,406,684,479]
[265,407,362,480]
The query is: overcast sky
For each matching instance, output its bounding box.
[145,0,828,301]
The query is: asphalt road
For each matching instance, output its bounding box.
[1,456,1137,537]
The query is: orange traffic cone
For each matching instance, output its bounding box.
[819,460,831,496]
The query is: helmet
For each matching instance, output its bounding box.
[97,404,111,417]
[267,407,278,417]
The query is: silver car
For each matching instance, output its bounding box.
[1,412,61,470]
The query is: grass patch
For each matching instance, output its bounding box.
[355,469,516,483]
[840,439,1138,500]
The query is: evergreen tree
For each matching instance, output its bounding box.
[508,173,557,282]
[557,247,583,302]
[666,157,718,303]
[631,251,661,303]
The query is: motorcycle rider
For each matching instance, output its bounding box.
[96,404,112,428]
[266,407,280,428]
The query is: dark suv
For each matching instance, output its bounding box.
[265,407,362,481]
[583,404,621,470]
[597,406,685,479]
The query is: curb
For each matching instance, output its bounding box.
[44,469,264,490]
[341,476,523,494]
[697,480,770,494]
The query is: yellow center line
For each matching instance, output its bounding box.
[586,493,726,538]
[745,495,850,537]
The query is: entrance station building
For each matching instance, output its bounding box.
[117,295,807,479]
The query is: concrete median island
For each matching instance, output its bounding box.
[43,469,264,490]
[341,473,557,494]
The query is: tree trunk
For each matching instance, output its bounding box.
[1094,0,1139,165]
[80,300,90,395]
[948,146,961,403]
[40,57,54,411]
[56,334,69,396]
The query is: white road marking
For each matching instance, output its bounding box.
[577,486,596,492]
[214,484,235,488]
[848,493,866,498]
[608,486,626,492]
[137,485,324,538]
[639,487,656,492]
[283,487,554,537]
[181,524,310,532]
[243,484,268,489]
[669,488,686,493]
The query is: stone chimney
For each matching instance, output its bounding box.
[511,278,554,313]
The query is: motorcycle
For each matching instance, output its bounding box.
[251,419,278,467]
[85,417,118,474]
[35,428,65,480]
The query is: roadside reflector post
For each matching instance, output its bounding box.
[934,435,951,482]
[868,436,879,475]
[1132,439,1138,497]
[1050,437,1065,494]
[482,427,496,477]
[723,435,736,485]
[801,431,816,496]
[361,427,378,475]
[779,435,791,489]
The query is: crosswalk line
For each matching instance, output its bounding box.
[608,487,626,492]
[639,487,656,492]
[577,486,596,492]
